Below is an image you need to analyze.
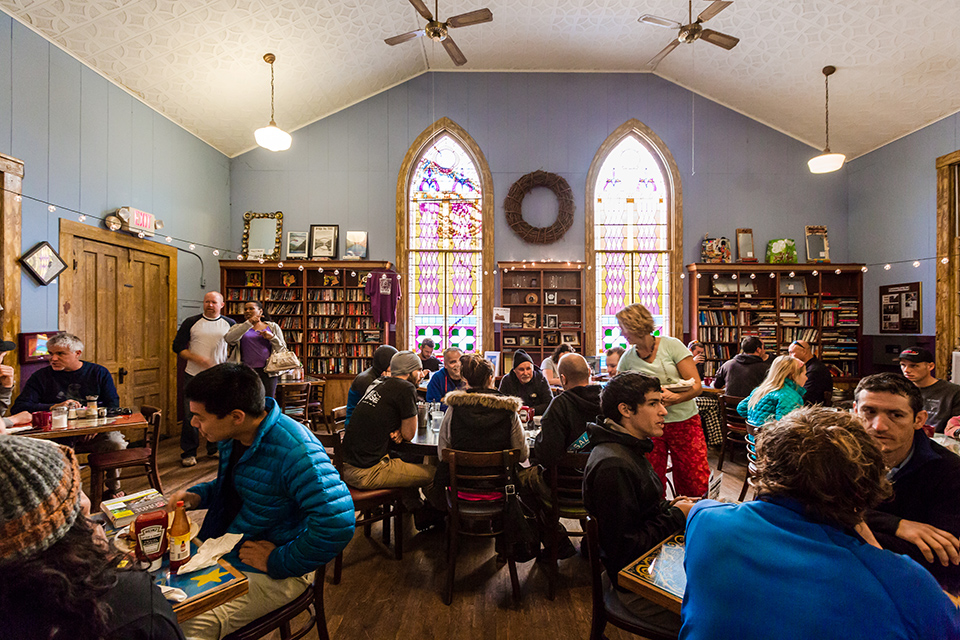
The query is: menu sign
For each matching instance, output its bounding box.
[880,282,921,333]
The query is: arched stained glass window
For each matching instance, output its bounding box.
[590,125,681,354]
[407,134,484,352]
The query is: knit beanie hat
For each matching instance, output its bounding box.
[373,345,399,374]
[0,436,82,564]
[390,350,423,376]
[512,350,534,370]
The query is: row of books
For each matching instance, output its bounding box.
[306,315,376,330]
[265,302,302,316]
[306,289,343,301]
[698,326,739,342]
[306,358,371,376]
[277,317,302,329]
[698,310,738,325]
[306,344,378,357]
[264,288,300,301]
[225,288,260,301]
[781,327,819,343]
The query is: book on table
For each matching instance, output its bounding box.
[101,488,168,527]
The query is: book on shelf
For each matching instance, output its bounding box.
[101,489,167,527]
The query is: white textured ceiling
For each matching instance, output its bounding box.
[3,0,960,158]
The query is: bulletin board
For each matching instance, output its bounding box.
[879,282,921,333]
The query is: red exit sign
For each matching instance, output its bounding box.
[118,207,155,237]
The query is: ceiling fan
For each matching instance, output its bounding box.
[639,0,740,69]
[384,0,493,67]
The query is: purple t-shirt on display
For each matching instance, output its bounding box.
[240,328,272,368]
[365,270,401,324]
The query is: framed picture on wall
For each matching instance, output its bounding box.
[20,242,67,286]
[503,336,517,346]
[345,231,368,259]
[309,225,339,259]
[560,332,580,346]
[286,231,308,259]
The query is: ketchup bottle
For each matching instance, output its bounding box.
[168,501,192,573]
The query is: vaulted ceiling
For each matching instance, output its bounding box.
[4,0,959,158]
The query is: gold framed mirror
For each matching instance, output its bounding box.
[736,228,757,263]
[242,211,283,260]
[804,225,830,263]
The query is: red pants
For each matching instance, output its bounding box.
[647,414,710,498]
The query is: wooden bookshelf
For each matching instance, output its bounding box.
[687,263,864,380]
[497,262,584,366]
[220,260,391,379]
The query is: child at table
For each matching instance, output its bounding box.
[0,436,184,640]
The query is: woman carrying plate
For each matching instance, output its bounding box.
[224,301,287,398]
[615,303,709,497]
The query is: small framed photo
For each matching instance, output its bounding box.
[519,336,534,346]
[545,333,559,346]
[545,314,558,328]
[18,331,56,363]
[503,336,517,346]
[522,313,538,328]
[20,242,68,286]
[545,291,558,305]
[309,225,339,259]
[245,271,262,287]
[560,332,580,346]
[493,307,511,323]
[484,351,501,377]
[286,231,308,259]
[345,231,368,259]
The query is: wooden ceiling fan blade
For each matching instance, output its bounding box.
[647,39,680,68]
[385,29,425,45]
[448,8,492,28]
[700,29,739,50]
[697,0,732,23]
[409,0,434,21]
[442,36,468,66]
[638,14,681,29]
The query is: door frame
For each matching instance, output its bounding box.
[0,154,23,387]
[59,218,178,421]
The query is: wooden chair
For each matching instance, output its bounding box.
[278,382,311,426]
[738,421,763,502]
[306,380,331,433]
[88,406,163,510]
[716,395,748,471]
[222,565,329,640]
[543,451,591,600]
[585,516,678,640]
[443,448,522,606]
[317,428,404,585]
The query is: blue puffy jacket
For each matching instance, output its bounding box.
[189,398,355,579]
[737,379,805,426]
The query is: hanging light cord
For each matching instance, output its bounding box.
[270,60,276,124]
[824,72,830,151]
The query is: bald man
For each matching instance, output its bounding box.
[535,353,603,466]
[788,340,833,406]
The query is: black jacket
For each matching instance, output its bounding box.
[802,356,833,405]
[498,368,552,415]
[535,384,602,467]
[583,420,686,588]
[713,353,772,399]
[864,430,960,592]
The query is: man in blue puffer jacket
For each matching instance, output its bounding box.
[172,363,355,640]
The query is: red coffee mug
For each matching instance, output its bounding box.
[519,406,533,426]
[32,411,53,431]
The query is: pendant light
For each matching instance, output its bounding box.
[254,53,292,152]
[808,65,845,174]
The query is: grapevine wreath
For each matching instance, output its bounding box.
[504,170,574,244]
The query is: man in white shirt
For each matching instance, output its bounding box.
[171,291,235,466]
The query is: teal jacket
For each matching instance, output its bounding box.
[737,379,805,426]
[190,398,355,579]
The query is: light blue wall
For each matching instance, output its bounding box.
[0,16,231,332]
[847,116,960,336]
[231,71,849,332]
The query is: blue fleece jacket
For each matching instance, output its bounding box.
[737,378,804,426]
[189,398,355,579]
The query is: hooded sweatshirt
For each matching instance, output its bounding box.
[712,353,771,398]
[535,384,602,467]
[498,350,552,415]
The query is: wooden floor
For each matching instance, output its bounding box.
[122,434,751,640]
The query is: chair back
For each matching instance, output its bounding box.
[445,449,519,524]
[222,565,329,640]
[316,431,343,471]
[140,405,162,452]
[307,380,328,431]
[331,405,347,430]
[585,515,607,626]
[719,394,748,430]
[546,451,590,519]
[278,382,311,424]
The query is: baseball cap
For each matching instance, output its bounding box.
[0,340,15,353]
[897,347,934,363]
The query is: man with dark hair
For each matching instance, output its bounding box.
[345,344,397,425]
[171,363,354,640]
[898,346,960,433]
[343,351,440,526]
[498,350,552,415]
[583,372,697,636]
[681,406,960,638]
[712,336,771,398]
[417,338,440,373]
[687,340,706,379]
[788,339,833,406]
[856,372,960,592]
[171,291,235,466]
[426,347,465,405]
[604,346,624,379]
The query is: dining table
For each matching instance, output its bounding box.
[15,411,149,440]
[617,531,686,615]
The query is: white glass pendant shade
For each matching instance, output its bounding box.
[807,152,845,174]
[255,121,292,152]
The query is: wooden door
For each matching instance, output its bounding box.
[59,220,177,430]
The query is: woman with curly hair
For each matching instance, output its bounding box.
[680,407,960,639]
[615,303,709,497]
[0,436,183,640]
